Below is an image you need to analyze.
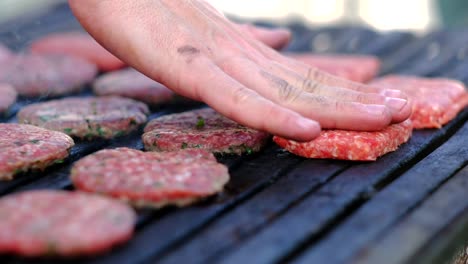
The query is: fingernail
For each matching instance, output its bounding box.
[381,89,403,98]
[296,117,320,130]
[385,97,407,112]
[365,104,387,115]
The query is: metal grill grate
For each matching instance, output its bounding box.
[0,4,467,264]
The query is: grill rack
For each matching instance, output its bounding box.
[0,4,467,264]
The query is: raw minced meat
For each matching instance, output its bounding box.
[17,96,149,140]
[71,148,230,208]
[143,108,270,155]
[274,119,412,161]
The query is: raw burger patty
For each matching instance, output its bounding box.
[93,68,174,105]
[369,75,468,128]
[17,96,149,139]
[0,190,135,257]
[143,108,270,154]
[0,84,17,113]
[30,31,125,71]
[0,53,97,97]
[274,119,412,161]
[0,124,74,180]
[71,148,230,208]
[287,53,381,83]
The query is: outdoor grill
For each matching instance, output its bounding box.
[0,3,467,264]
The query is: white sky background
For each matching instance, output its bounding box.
[0,0,440,32]
[208,0,440,32]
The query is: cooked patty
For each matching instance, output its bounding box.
[369,75,468,128]
[274,119,413,161]
[17,96,149,140]
[93,68,174,105]
[0,53,97,97]
[71,148,230,208]
[0,84,17,113]
[143,108,271,154]
[0,190,135,257]
[30,31,125,71]
[0,124,74,180]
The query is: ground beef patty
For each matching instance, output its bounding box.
[287,53,381,83]
[71,148,230,208]
[17,96,149,140]
[369,75,468,128]
[0,84,17,113]
[274,119,412,161]
[0,53,97,97]
[30,31,125,71]
[0,190,135,257]
[93,68,174,105]
[143,108,270,154]
[0,124,74,180]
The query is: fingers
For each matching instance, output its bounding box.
[245,37,405,95]
[236,24,291,50]
[216,56,393,131]
[258,61,412,123]
[215,20,412,124]
[70,0,319,140]
[69,0,407,141]
[178,56,321,141]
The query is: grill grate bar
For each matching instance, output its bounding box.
[158,161,352,264]
[355,165,468,264]
[393,31,468,77]
[378,32,446,75]
[218,110,468,264]
[357,31,415,56]
[79,146,303,264]
[293,122,468,264]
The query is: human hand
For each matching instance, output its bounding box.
[69,0,411,141]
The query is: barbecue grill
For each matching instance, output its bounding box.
[0,3,467,264]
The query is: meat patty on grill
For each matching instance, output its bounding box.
[71,148,230,208]
[274,119,413,161]
[0,53,97,97]
[30,31,125,71]
[0,190,135,257]
[0,124,74,180]
[369,75,468,128]
[287,53,381,83]
[17,96,149,140]
[143,108,271,155]
[93,68,174,105]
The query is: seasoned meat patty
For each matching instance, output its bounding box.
[93,68,174,105]
[71,148,230,208]
[143,108,270,154]
[0,124,74,180]
[369,75,468,128]
[17,96,149,139]
[30,31,125,71]
[274,119,413,161]
[0,53,97,97]
[287,53,381,83]
[0,190,135,257]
